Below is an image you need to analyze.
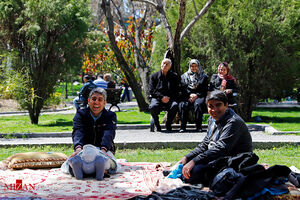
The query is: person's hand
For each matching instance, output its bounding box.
[182,160,195,179]
[161,96,170,104]
[224,89,232,95]
[189,94,198,103]
[69,147,82,158]
[178,156,188,165]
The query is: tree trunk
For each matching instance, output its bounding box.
[102,0,149,111]
[134,22,150,102]
[65,81,68,99]
[238,93,254,121]
[27,97,43,124]
[137,67,150,102]
[172,0,186,75]
[237,60,257,121]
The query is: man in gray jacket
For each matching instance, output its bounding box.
[178,90,252,184]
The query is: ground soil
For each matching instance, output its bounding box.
[0,99,68,112]
[0,99,20,112]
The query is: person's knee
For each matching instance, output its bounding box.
[149,105,160,115]
[179,102,188,111]
[170,103,178,112]
[149,103,161,115]
[188,164,210,185]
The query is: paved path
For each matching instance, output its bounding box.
[0,101,138,116]
[1,129,299,149]
[0,100,299,148]
[0,101,299,117]
[256,101,300,108]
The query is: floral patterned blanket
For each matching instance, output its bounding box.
[0,161,185,199]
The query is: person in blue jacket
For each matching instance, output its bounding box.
[70,87,117,158]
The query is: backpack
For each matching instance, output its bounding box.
[210,168,243,197]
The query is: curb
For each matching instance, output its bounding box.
[272,131,300,135]
[0,141,299,149]
[0,124,287,138]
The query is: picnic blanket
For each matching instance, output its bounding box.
[0,161,185,199]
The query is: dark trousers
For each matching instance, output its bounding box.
[178,97,206,129]
[149,98,178,128]
[182,163,210,186]
[121,86,130,102]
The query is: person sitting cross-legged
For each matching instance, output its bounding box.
[178,91,252,185]
[149,58,180,132]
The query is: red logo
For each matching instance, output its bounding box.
[4,179,36,191]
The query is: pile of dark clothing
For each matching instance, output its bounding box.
[130,186,215,200]
[131,152,300,200]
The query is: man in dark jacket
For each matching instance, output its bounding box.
[149,58,180,132]
[73,74,97,110]
[70,88,116,158]
[178,90,252,184]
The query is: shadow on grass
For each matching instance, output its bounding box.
[39,118,73,127]
[117,120,146,124]
[254,107,300,113]
[256,116,300,123]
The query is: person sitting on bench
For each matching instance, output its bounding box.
[149,58,180,132]
[73,73,97,110]
[209,62,238,106]
[179,59,208,132]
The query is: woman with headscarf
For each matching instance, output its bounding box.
[209,62,238,104]
[179,59,208,132]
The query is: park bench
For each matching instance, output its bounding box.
[105,88,123,111]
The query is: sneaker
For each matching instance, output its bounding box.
[179,128,186,133]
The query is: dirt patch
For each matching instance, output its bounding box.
[0,99,70,112]
[0,99,22,112]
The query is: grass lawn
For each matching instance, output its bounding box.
[55,82,82,97]
[251,107,300,131]
[0,145,299,169]
[0,107,299,133]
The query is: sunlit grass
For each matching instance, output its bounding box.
[0,107,299,133]
[251,107,300,131]
[0,145,299,169]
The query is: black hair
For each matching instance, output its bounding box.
[206,91,228,105]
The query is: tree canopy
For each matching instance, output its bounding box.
[0,0,90,124]
[181,0,299,120]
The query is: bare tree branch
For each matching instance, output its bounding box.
[133,0,174,49]
[192,0,198,14]
[156,0,174,49]
[180,0,215,43]
[111,0,147,68]
[174,0,186,43]
[101,0,149,110]
[132,0,158,7]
